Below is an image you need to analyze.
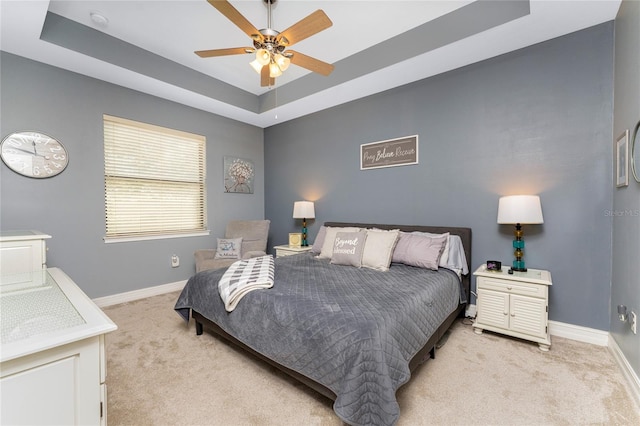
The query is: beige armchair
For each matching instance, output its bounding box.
[195,220,270,273]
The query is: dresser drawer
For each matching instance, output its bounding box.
[477,276,547,299]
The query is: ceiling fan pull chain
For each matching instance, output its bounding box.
[274,86,278,119]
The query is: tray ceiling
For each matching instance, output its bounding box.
[0,1,621,127]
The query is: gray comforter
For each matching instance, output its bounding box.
[175,252,462,425]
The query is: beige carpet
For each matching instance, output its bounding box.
[103,291,640,425]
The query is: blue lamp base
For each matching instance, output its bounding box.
[512,260,527,272]
[510,223,527,272]
[301,218,308,246]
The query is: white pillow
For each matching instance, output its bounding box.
[361,229,400,271]
[214,237,242,259]
[318,227,361,259]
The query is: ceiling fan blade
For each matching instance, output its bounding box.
[288,50,334,76]
[207,0,261,40]
[260,66,275,87]
[195,47,253,58]
[277,10,332,46]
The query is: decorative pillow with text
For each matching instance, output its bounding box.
[318,227,362,259]
[214,237,242,259]
[331,231,367,267]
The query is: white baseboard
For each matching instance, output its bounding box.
[608,335,640,411]
[548,320,609,346]
[92,280,187,308]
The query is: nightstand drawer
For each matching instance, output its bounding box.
[477,276,547,299]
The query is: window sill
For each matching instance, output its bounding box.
[104,230,210,244]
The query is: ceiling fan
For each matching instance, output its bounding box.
[195,0,335,87]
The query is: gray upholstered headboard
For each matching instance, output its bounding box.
[324,222,472,305]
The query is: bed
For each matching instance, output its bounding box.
[175,222,471,425]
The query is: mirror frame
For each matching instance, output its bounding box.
[632,119,640,183]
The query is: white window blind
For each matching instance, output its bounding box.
[104,115,206,241]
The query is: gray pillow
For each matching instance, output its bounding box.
[412,231,450,266]
[311,226,327,254]
[330,231,367,267]
[214,237,242,259]
[392,233,447,270]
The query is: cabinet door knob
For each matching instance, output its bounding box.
[511,313,516,317]
[507,286,513,290]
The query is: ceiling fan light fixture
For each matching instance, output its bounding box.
[250,59,263,74]
[269,62,283,78]
[274,54,290,71]
[256,48,270,66]
[199,0,334,86]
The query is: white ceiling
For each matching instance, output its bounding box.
[0,1,621,128]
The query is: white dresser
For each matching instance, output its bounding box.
[0,234,117,425]
[0,230,51,274]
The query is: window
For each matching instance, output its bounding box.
[104,115,207,241]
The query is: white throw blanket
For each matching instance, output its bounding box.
[218,255,275,312]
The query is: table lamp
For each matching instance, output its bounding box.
[293,201,315,246]
[497,195,544,272]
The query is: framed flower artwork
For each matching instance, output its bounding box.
[224,156,255,194]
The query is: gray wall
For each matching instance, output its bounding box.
[0,52,265,298]
[0,20,623,335]
[265,23,614,331]
[612,0,640,389]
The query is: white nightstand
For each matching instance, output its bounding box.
[473,264,552,351]
[274,245,313,258]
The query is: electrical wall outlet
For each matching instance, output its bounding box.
[631,311,637,335]
[171,254,179,268]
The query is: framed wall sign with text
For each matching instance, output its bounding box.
[360,135,418,170]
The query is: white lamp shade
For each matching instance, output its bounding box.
[274,54,290,71]
[249,59,263,74]
[255,49,270,66]
[269,62,283,78]
[497,195,544,224]
[293,201,315,219]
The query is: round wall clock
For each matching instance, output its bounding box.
[1,131,69,178]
